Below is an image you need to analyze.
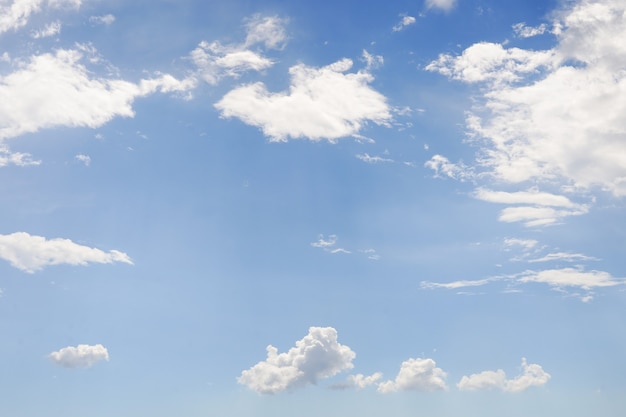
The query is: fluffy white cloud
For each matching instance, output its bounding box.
[378,358,447,393]
[215,58,391,142]
[31,20,61,38]
[428,0,626,197]
[512,22,548,38]
[0,0,80,34]
[48,344,109,368]
[238,327,356,394]
[243,14,288,49]
[425,0,457,12]
[0,47,194,144]
[458,358,550,392]
[425,155,472,181]
[0,232,133,273]
[393,15,416,32]
[0,145,40,167]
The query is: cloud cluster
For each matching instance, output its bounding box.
[458,358,550,392]
[189,15,287,85]
[48,344,109,368]
[427,0,626,197]
[0,232,133,273]
[238,327,356,394]
[0,0,81,35]
[215,58,391,142]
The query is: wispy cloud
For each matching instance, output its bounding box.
[392,15,416,32]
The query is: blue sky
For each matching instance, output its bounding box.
[1,0,625,416]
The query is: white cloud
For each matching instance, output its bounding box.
[311,234,351,254]
[0,0,81,35]
[243,15,288,49]
[331,372,383,390]
[74,153,91,166]
[0,48,194,143]
[504,238,538,250]
[474,188,588,227]
[519,267,621,291]
[0,145,40,167]
[215,58,391,142]
[421,277,495,290]
[393,15,416,32]
[425,155,472,181]
[361,50,383,70]
[238,327,356,394]
[0,232,132,273]
[31,20,61,38]
[356,153,393,163]
[425,0,457,12]
[48,344,109,368]
[89,14,115,25]
[512,22,547,38]
[378,358,447,393]
[458,358,550,392]
[528,252,599,263]
[427,0,626,197]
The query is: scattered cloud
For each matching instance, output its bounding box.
[31,21,61,38]
[528,252,599,263]
[356,153,393,163]
[504,238,538,250]
[425,0,458,12]
[378,358,447,393]
[518,267,621,291]
[0,145,40,167]
[48,344,109,368]
[421,277,496,290]
[427,0,626,197]
[311,234,351,254]
[457,358,550,392]
[474,188,589,227]
[74,154,91,166]
[425,155,473,181]
[215,58,391,142]
[0,0,81,35]
[393,15,416,32]
[361,50,383,70]
[89,14,115,25]
[0,232,133,273]
[238,327,356,394]
[512,22,547,38]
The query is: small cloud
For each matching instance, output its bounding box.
[238,327,355,394]
[361,50,383,70]
[393,15,416,32]
[331,372,383,390]
[457,358,550,392]
[356,153,393,164]
[425,155,472,181]
[31,21,61,39]
[75,154,91,166]
[89,14,115,25]
[378,358,447,393]
[311,234,351,254]
[512,22,547,38]
[425,0,458,12]
[527,252,599,263]
[504,238,538,250]
[49,344,109,368]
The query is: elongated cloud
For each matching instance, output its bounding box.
[378,358,447,393]
[48,344,109,368]
[0,232,132,273]
[425,0,457,12]
[458,358,550,392]
[238,327,356,394]
[215,58,391,142]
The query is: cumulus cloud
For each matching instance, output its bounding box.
[393,15,416,32]
[0,47,194,145]
[215,58,391,142]
[427,0,626,197]
[0,0,81,34]
[425,0,457,12]
[0,232,133,273]
[378,358,447,393]
[331,372,383,390]
[457,358,550,392]
[48,344,109,368]
[238,327,356,394]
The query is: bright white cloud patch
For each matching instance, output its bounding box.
[0,0,81,34]
[31,20,61,38]
[215,58,391,142]
[393,15,416,32]
[428,0,626,197]
[331,372,383,390]
[48,344,109,368]
[457,358,550,392]
[378,358,447,393]
[0,232,132,273]
[238,326,356,394]
[519,268,621,291]
[425,0,457,12]
[243,14,288,49]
